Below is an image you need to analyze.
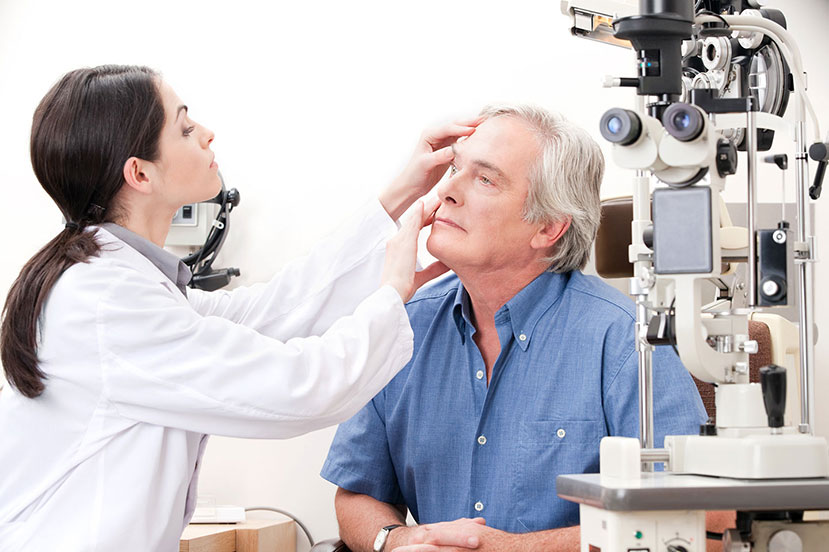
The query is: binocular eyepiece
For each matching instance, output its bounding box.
[663,103,706,142]
[600,102,707,145]
[600,108,642,145]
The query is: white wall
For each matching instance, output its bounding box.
[0,1,827,549]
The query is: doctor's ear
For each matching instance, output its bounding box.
[122,157,155,195]
[531,217,571,251]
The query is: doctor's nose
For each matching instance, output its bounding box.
[201,126,215,148]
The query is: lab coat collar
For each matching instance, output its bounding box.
[99,223,192,296]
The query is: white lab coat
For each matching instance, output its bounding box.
[0,200,413,551]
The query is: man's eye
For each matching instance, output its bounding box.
[449,164,458,175]
[183,126,195,137]
[480,175,492,186]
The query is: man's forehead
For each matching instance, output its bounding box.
[461,116,536,150]
[456,116,539,169]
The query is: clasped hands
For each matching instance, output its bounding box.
[389,517,518,552]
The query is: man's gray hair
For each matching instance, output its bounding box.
[478,104,605,273]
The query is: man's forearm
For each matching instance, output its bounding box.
[335,488,407,552]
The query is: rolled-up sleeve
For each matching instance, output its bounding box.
[604,341,707,447]
[321,390,405,505]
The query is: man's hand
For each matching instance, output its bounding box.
[389,518,521,552]
[379,119,480,221]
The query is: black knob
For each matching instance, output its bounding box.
[716,138,738,177]
[760,364,787,429]
[699,418,717,436]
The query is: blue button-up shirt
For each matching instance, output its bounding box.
[321,271,706,533]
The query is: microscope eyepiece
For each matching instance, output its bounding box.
[663,102,706,142]
[599,108,642,146]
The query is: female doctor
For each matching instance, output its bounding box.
[0,65,474,551]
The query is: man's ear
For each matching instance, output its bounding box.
[531,217,571,251]
[122,157,155,195]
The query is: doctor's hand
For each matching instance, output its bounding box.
[381,198,449,303]
[379,118,480,221]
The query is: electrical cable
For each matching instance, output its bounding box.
[181,178,241,290]
[244,506,315,547]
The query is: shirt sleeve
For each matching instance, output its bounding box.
[603,341,707,448]
[186,199,396,340]
[320,389,405,505]
[97,263,413,439]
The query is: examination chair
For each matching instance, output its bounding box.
[310,198,798,552]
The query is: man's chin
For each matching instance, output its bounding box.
[426,237,459,272]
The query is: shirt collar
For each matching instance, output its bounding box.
[451,271,570,351]
[100,223,192,296]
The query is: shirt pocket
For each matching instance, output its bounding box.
[512,420,604,532]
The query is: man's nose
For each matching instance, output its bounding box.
[436,174,461,206]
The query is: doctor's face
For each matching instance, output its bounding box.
[426,116,545,274]
[151,81,222,209]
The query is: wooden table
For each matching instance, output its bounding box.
[180,518,296,552]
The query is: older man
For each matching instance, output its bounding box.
[320,105,707,552]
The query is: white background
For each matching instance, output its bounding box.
[1,1,827,549]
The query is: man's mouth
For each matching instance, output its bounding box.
[435,217,465,231]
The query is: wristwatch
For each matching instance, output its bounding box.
[372,524,404,552]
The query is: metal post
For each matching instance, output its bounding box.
[794,119,815,434]
[631,169,655,470]
[746,111,758,308]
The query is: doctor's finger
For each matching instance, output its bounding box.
[399,201,425,235]
[420,196,441,227]
[413,261,449,292]
[422,123,477,149]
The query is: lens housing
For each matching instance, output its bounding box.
[663,103,706,142]
[599,108,643,146]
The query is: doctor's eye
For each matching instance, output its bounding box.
[183,126,195,137]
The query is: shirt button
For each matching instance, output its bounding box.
[477,435,487,445]
[474,501,484,512]
[519,333,527,341]
[557,428,566,439]
[476,370,484,380]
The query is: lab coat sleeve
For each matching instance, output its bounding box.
[97,265,414,439]
[186,199,396,340]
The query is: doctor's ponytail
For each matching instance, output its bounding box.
[1,65,164,398]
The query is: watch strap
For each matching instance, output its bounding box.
[374,523,404,552]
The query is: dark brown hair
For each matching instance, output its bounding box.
[1,65,165,398]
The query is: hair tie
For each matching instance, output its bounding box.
[65,221,80,231]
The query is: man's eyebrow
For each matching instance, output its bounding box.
[452,144,509,182]
[176,105,188,120]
